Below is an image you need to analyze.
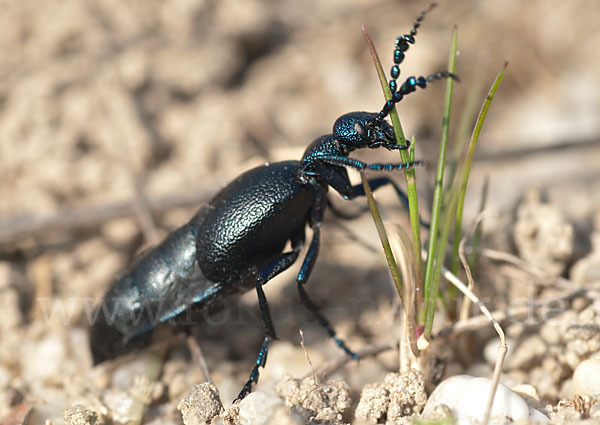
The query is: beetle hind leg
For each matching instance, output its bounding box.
[237,244,302,400]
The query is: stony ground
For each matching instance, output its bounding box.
[1,0,599,424]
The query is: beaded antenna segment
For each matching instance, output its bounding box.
[389,2,438,93]
[370,3,459,128]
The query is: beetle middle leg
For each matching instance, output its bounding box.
[297,224,360,360]
[296,188,360,359]
[296,175,428,360]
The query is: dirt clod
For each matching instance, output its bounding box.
[177,382,223,425]
[276,374,351,425]
[514,189,574,276]
[355,369,427,424]
[64,405,99,425]
[570,214,600,284]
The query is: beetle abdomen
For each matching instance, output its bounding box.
[89,208,222,364]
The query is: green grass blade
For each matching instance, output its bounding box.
[445,74,485,193]
[469,175,489,270]
[360,173,404,300]
[422,27,458,321]
[363,25,424,305]
[424,186,459,337]
[450,62,508,275]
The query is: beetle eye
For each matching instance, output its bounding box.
[354,122,367,138]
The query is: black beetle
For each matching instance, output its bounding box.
[89,7,457,400]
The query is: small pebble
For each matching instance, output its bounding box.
[422,375,549,424]
[0,365,12,389]
[570,215,600,284]
[177,382,223,425]
[112,356,152,390]
[484,336,547,371]
[238,391,284,425]
[258,341,324,392]
[572,356,600,396]
[22,333,66,383]
[103,389,144,425]
[511,384,542,404]
[221,403,239,425]
[29,401,65,425]
[64,405,99,425]
[0,285,22,330]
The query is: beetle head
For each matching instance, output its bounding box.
[333,111,398,151]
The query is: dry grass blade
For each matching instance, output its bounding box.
[436,286,589,338]
[427,255,505,348]
[457,214,507,425]
[360,173,405,303]
[299,329,319,385]
[305,343,392,382]
[478,248,600,301]
[420,243,506,424]
[187,335,215,386]
[480,248,574,288]
[458,212,489,321]
[387,223,420,365]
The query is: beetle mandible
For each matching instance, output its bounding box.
[89,5,457,400]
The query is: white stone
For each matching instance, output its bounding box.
[423,375,548,424]
[103,389,144,425]
[572,356,600,396]
[238,391,284,425]
[22,333,66,383]
[111,356,151,390]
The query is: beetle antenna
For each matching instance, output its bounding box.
[388,3,437,93]
[373,71,459,127]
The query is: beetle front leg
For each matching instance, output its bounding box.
[330,177,429,228]
[348,177,430,228]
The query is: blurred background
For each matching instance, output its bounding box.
[2,0,599,223]
[0,0,599,421]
